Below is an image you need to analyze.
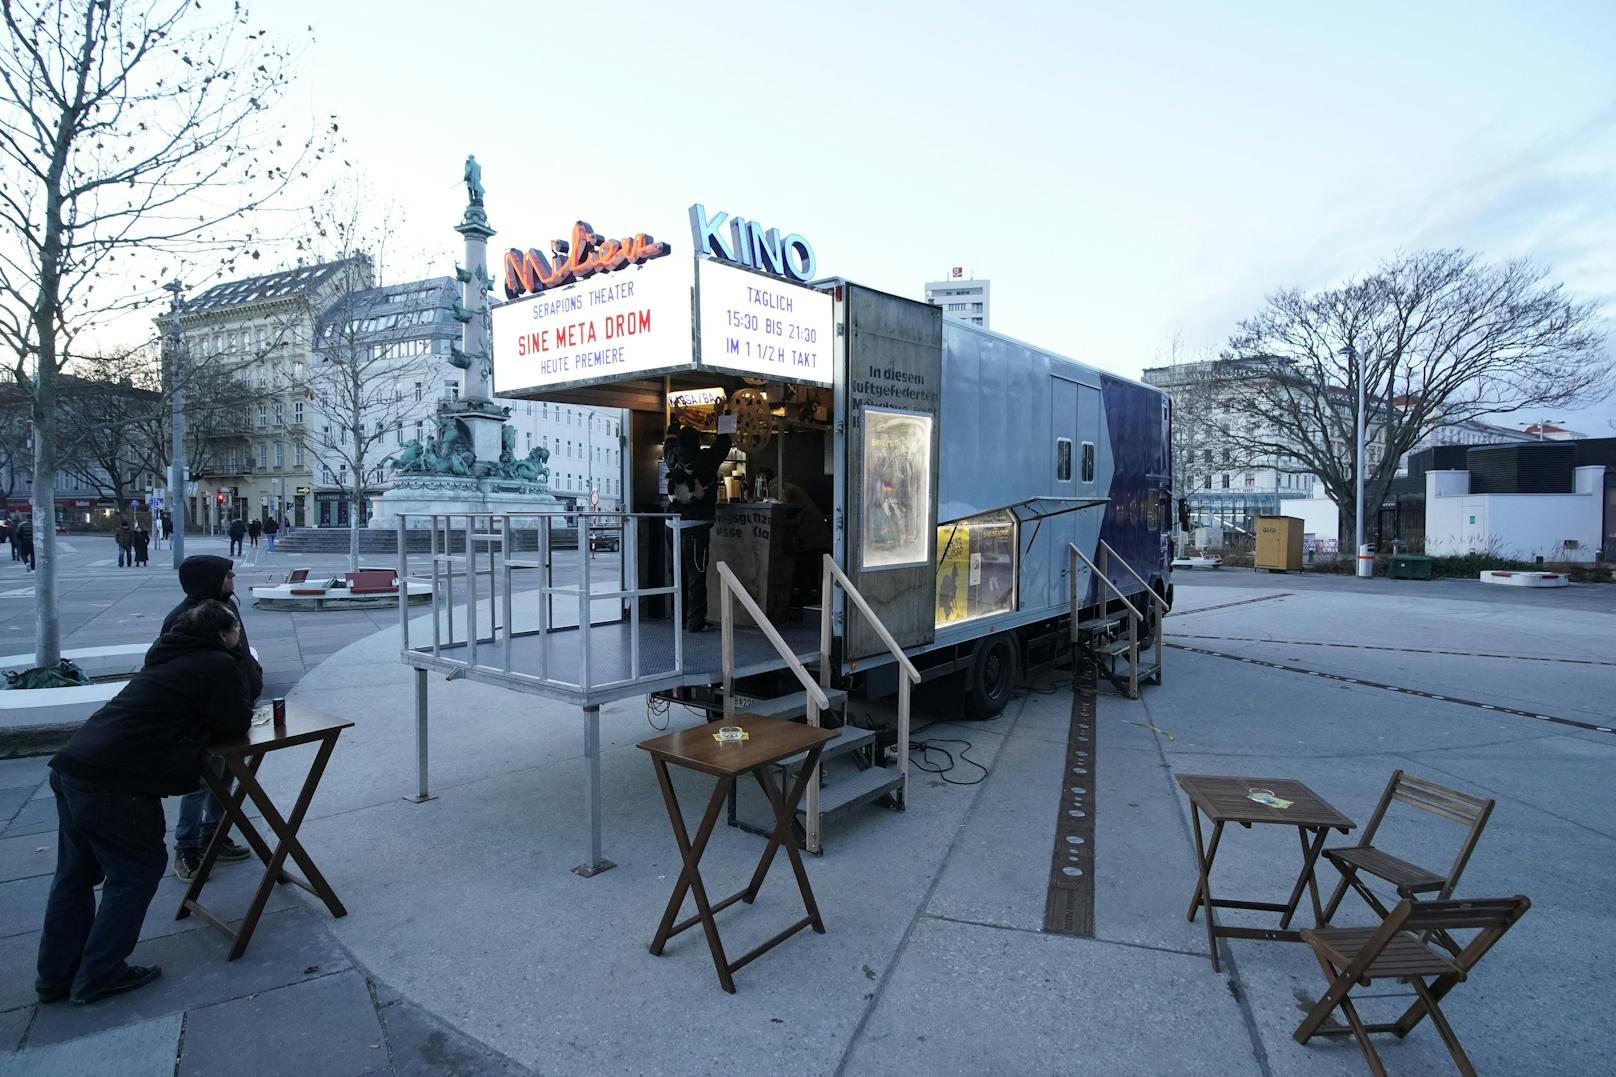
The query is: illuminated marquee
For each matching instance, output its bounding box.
[689,204,816,283]
[503,221,671,300]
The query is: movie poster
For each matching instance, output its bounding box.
[935,512,1016,627]
[861,408,932,569]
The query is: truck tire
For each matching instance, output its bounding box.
[963,633,1018,718]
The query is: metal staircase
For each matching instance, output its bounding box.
[716,554,920,854]
[1069,540,1167,699]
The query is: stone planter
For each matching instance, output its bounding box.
[0,643,146,756]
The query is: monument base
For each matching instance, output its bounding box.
[369,476,561,530]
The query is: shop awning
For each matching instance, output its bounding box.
[1001,496,1110,523]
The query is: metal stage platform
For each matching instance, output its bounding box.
[404,616,823,705]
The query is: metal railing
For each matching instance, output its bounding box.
[1098,538,1167,684]
[716,552,920,855]
[1069,542,1158,698]
[397,511,682,700]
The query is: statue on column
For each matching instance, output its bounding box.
[463,155,485,206]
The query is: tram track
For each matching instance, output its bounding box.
[1166,642,1615,737]
[1167,633,1616,668]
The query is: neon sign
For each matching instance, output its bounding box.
[503,221,671,300]
[689,204,816,283]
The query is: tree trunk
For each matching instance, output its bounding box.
[349,475,362,573]
[32,384,61,668]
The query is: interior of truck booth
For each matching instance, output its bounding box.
[513,369,836,627]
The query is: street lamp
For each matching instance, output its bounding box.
[1341,344,1369,578]
[164,280,187,567]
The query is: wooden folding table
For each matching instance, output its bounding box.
[177,707,354,959]
[639,714,836,993]
[1177,773,1355,972]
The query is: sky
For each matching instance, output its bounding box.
[187,0,1616,432]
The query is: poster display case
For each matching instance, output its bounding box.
[860,408,933,569]
[935,510,1017,627]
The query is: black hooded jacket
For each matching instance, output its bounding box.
[162,555,262,700]
[50,630,254,796]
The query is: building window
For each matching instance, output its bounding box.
[294,444,304,467]
[526,431,532,448]
[293,401,304,424]
[257,443,268,468]
[414,382,423,402]
[274,442,284,469]
[1204,475,1212,490]
[256,405,267,429]
[322,425,333,448]
[1221,474,1230,489]
[1244,472,1255,488]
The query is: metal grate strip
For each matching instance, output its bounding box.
[1043,684,1097,936]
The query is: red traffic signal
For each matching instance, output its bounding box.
[215,492,225,503]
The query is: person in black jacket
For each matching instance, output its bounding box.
[163,556,262,877]
[37,601,253,1005]
[663,421,733,632]
[227,516,245,556]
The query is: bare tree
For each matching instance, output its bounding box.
[307,260,441,570]
[0,0,321,665]
[1216,250,1609,547]
[57,355,162,509]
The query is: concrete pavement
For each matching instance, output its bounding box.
[1,570,1612,1074]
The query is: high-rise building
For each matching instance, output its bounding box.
[924,271,990,329]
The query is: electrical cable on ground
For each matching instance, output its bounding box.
[907,737,989,785]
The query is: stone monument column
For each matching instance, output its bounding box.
[447,154,506,467]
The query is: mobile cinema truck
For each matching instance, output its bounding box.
[415,203,1173,864]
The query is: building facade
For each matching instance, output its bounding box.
[924,274,990,328]
[172,259,626,530]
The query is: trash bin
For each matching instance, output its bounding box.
[1387,554,1433,580]
[1254,516,1304,572]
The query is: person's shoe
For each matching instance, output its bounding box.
[212,836,251,862]
[73,964,161,1005]
[36,983,70,1004]
[685,620,709,633]
[173,848,201,881]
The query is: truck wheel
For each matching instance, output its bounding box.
[964,633,1018,718]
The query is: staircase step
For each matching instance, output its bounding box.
[1076,616,1125,634]
[1094,638,1136,657]
[800,765,903,817]
[774,724,877,771]
[733,687,847,720]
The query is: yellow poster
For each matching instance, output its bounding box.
[935,521,971,626]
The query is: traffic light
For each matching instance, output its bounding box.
[215,492,225,505]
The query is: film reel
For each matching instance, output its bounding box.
[729,388,774,453]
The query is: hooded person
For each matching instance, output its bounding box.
[162,555,261,877]
[38,600,254,1004]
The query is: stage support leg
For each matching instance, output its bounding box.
[573,705,616,877]
[405,667,436,804]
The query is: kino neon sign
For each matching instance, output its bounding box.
[689,204,816,283]
[503,221,671,300]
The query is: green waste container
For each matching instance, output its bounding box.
[1388,554,1433,580]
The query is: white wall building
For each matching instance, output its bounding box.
[924,274,990,328]
[1424,466,1606,562]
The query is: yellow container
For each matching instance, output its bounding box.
[1254,515,1304,572]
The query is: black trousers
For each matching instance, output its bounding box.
[681,523,711,629]
[36,770,167,1000]
[229,537,243,556]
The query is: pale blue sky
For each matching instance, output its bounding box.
[264,0,1616,429]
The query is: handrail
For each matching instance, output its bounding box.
[1069,542,1141,622]
[815,553,916,855]
[1098,539,1170,614]
[1070,542,1145,698]
[717,562,830,717]
[822,555,921,684]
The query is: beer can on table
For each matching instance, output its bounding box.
[272,697,287,729]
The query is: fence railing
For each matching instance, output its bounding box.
[397,511,682,700]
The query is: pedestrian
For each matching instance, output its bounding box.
[663,419,733,633]
[36,599,254,1005]
[227,516,245,557]
[132,523,150,567]
[114,517,134,568]
[0,517,9,555]
[263,515,279,552]
[247,517,262,548]
[16,516,34,571]
[163,555,261,879]
[161,510,173,544]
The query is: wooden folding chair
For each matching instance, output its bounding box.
[1295,896,1529,1077]
[1322,771,1493,953]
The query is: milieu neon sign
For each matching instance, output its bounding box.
[503,221,671,300]
[689,204,816,283]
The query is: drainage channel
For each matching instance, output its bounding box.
[1043,684,1097,936]
[1168,643,1616,737]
